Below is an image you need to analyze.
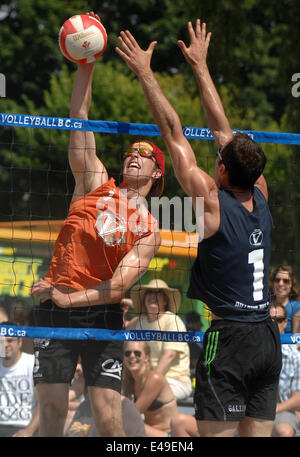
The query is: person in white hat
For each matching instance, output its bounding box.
[130,279,192,401]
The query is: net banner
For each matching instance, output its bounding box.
[1,112,300,145]
[0,324,299,344]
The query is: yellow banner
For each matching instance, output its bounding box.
[0,256,43,297]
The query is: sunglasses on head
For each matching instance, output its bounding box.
[273,278,291,285]
[124,350,142,358]
[5,338,18,343]
[216,148,223,161]
[125,147,154,159]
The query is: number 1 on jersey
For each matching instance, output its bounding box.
[248,248,264,302]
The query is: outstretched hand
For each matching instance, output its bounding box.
[178,19,211,68]
[115,30,157,75]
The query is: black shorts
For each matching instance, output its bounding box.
[32,300,124,392]
[194,317,282,422]
[33,337,123,392]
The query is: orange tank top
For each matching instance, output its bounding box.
[45,178,156,290]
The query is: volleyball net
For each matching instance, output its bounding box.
[0,113,299,345]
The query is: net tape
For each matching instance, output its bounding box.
[1,112,300,144]
[0,324,299,344]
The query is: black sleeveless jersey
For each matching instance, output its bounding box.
[187,187,272,322]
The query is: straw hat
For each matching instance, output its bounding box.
[130,279,181,314]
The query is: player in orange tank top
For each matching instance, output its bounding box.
[45,177,157,291]
[30,11,165,439]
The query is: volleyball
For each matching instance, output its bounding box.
[59,14,107,64]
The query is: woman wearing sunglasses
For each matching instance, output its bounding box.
[122,341,178,437]
[270,265,300,334]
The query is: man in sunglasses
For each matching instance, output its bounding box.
[116,19,281,437]
[30,12,164,438]
[0,322,39,437]
[270,305,300,437]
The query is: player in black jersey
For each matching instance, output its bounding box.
[117,19,282,436]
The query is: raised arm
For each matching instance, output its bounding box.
[115,30,216,204]
[68,15,108,200]
[178,19,233,148]
[179,20,268,198]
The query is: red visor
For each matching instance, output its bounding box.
[130,140,165,176]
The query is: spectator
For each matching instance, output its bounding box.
[131,279,192,400]
[270,304,300,437]
[185,311,204,372]
[10,299,30,326]
[10,301,34,355]
[185,310,202,331]
[0,322,39,437]
[270,265,300,334]
[0,306,9,323]
[122,341,178,436]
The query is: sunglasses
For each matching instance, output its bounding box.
[272,316,286,323]
[125,147,154,159]
[216,148,223,161]
[145,289,164,296]
[124,350,142,358]
[273,278,291,285]
[5,338,18,343]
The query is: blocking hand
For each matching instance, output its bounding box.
[178,19,211,68]
[115,30,157,76]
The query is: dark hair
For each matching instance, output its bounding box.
[221,133,266,190]
[2,320,19,326]
[186,311,201,324]
[185,310,202,331]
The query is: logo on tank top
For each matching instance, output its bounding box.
[249,229,263,246]
[95,210,126,246]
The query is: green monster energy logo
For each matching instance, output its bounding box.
[205,331,219,376]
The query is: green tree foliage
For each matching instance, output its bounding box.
[0,0,88,106]
[1,0,299,131]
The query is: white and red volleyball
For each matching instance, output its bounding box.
[59,14,107,64]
